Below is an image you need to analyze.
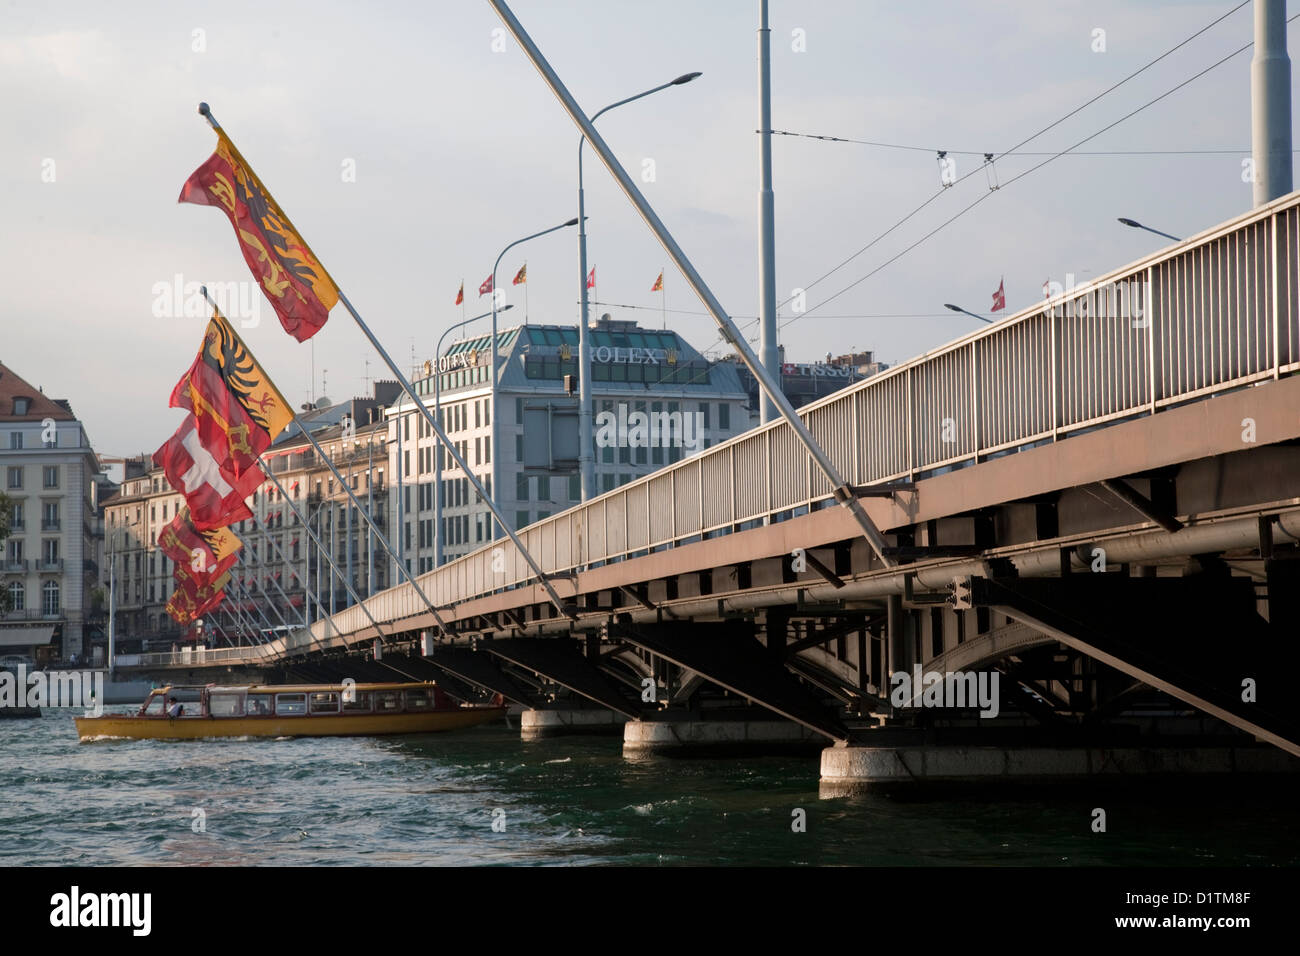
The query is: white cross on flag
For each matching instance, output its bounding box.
[153,413,265,531]
[991,277,1006,313]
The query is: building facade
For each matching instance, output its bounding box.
[99,402,389,651]
[387,315,752,570]
[0,361,102,663]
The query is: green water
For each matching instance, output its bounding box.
[3,709,1296,866]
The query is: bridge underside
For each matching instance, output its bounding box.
[127,376,1300,762]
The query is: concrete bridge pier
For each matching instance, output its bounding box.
[520,706,626,739]
[818,739,1300,796]
[623,708,824,757]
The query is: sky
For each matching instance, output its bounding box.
[1,0,1291,457]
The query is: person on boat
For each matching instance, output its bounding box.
[166,697,184,718]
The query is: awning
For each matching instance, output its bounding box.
[0,626,57,648]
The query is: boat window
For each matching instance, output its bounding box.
[374,691,402,712]
[310,692,340,714]
[247,694,273,715]
[275,693,307,715]
[341,691,371,713]
[404,689,432,710]
[209,693,244,717]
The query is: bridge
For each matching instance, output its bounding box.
[121,189,1300,783]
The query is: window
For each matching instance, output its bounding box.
[516,510,529,529]
[41,580,59,616]
[484,435,490,464]
[209,694,244,717]
[342,691,371,713]
[7,581,23,611]
[538,475,550,500]
[309,692,340,714]
[13,397,29,415]
[9,432,21,450]
[405,689,432,710]
[10,502,23,530]
[568,475,580,500]
[42,501,58,531]
[247,694,273,715]
[601,473,615,492]
[7,467,22,489]
[275,693,307,715]
[42,539,59,564]
[719,404,730,430]
[374,691,401,712]
[516,474,529,501]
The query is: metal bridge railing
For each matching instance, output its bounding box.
[203,191,1300,661]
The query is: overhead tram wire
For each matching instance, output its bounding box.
[768,131,1283,157]
[782,18,1300,330]
[708,0,1254,353]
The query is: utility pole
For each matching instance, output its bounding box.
[757,0,780,424]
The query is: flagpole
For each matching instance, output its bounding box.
[257,452,394,649]
[195,106,575,619]
[661,267,666,330]
[199,286,454,639]
[478,7,895,566]
[524,262,529,324]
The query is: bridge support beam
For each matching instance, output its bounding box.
[958,574,1300,757]
[610,620,848,742]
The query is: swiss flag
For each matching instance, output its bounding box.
[153,414,265,531]
[586,266,595,290]
[478,274,494,296]
[991,277,1006,313]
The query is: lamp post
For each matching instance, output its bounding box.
[432,304,512,568]
[577,71,702,501]
[490,221,578,542]
[1117,218,1181,242]
[943,303,994,324]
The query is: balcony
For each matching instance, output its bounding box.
[41,520,61,532]
[2,559,27,573]
[36,558,63,572]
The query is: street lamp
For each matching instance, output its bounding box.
[943,303,994,324]
[1117,218,1181,242]
[577,72,702,502]
[490,221,578,543]
[433,304,513,568]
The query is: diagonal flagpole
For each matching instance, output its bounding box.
[198,286,455,642]
[195,104,576,619]
[483,1,895,566]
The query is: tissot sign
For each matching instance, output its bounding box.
[782,362,852,377]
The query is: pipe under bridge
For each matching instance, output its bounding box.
[124,191,1300,762]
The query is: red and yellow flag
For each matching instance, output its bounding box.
[179,129,338,341]
[651,271,663,292]
[153,414,265,531]
[159,508,242,582]
[455,281,464,306]
[513,264,527,286]
[170,307,294,477]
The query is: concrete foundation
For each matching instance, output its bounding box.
[820,743,1300,794]
[520,708,627,740]
[624,717,823,755]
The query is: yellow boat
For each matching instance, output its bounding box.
[75,682,506,741]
